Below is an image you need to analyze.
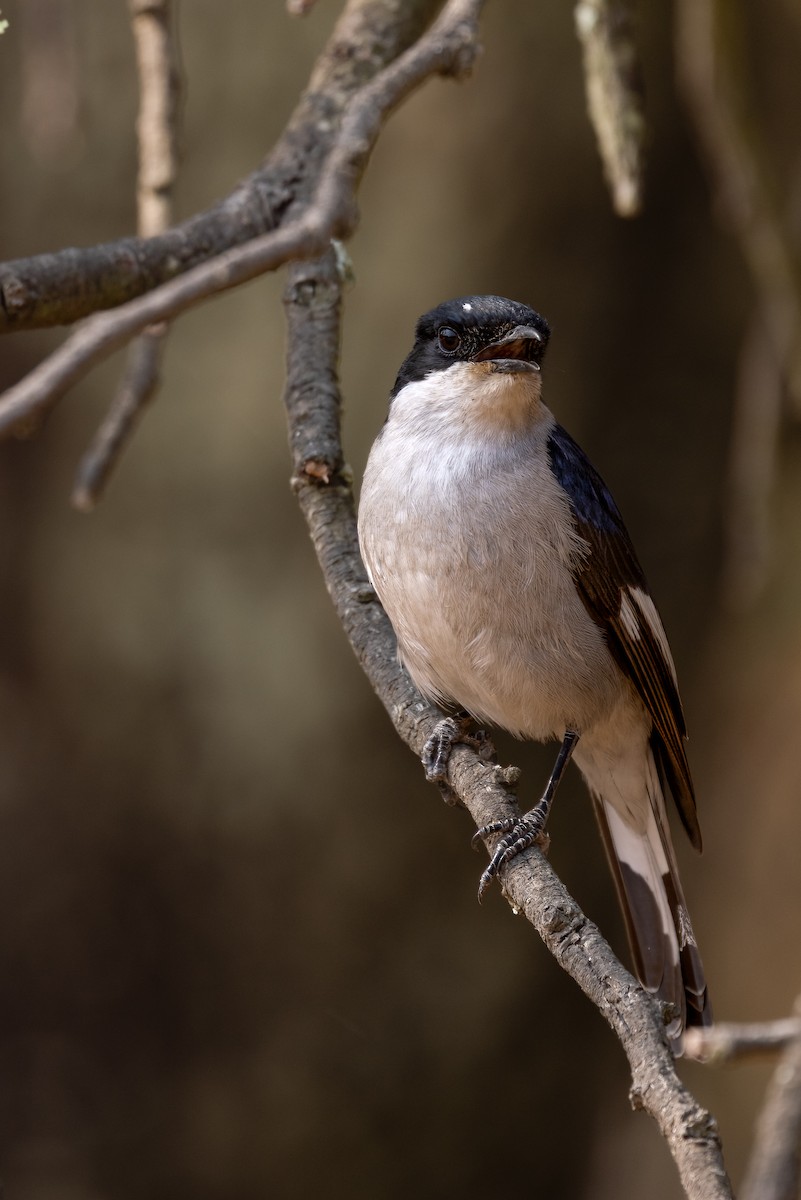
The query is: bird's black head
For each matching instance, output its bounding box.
[391,295,551,398]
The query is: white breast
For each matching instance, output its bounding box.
[358,367,623,740]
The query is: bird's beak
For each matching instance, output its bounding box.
[472,325,543,373]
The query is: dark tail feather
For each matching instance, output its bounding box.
[592,770,711,1052]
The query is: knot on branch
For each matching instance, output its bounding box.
[541,903,580,937]
[440,22,482,80]
[491,762,521,789]
[684,1109,721,1142]
[0,274,33,319]
[285,277,342,310]
[291,457,350,490]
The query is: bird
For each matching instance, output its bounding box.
[357,294,711,1048]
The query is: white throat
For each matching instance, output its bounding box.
[389,361,545,444]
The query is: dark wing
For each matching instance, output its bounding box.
[547,424,702,850]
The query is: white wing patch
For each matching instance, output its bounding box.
[620,585,678,686]
[618,591,641,641]
[677,905,698,950]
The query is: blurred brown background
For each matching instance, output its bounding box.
[1,2,800,1197]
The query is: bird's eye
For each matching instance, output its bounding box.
[437,327,461,353]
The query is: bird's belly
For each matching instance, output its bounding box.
[367,525,620,741]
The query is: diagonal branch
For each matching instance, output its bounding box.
[71,328,167,510]
[0,0,483,441]
[0,0,441,334]
[282,247,733,1200]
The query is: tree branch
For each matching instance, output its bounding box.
[71,328,167,510]
[0,0,441,334]
[282,247,733,1200]
[685,1017,801,1064]
[0,0,482,440]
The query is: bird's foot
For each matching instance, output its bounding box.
[473,802,551,901]
[473,729,577,899]
[422,713,490,795]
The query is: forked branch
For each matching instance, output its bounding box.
[0,0,482,440]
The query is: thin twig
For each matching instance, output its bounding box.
[0,0,482,441]
[72,328,166,512]
[574,0,645,217]
[128,0,180,242]
[675,0,801,410]
[72,0,180,511]
[685,1018,801,1065]
[281,247,733,1200]
[741,1000,801,1200]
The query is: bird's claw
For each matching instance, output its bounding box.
[422,714,487,784]
[474,808,550,901]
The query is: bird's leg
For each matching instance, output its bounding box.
[473,729,580,900]
[422,711,489,785]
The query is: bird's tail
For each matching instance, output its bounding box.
[591,755,711,1051]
